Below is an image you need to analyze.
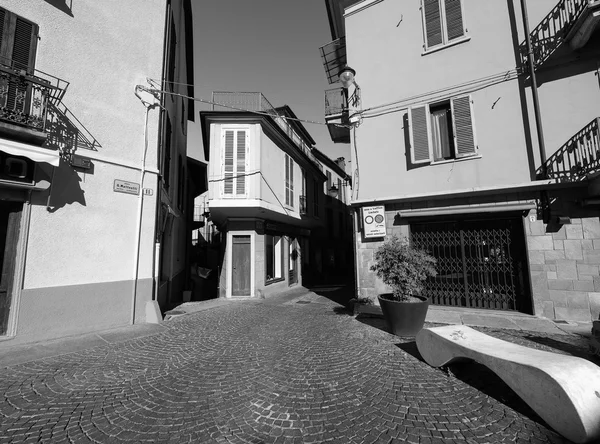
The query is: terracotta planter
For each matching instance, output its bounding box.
[378,294,429,337]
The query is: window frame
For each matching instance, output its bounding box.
[284,154,294,208]
[265,233,284,284]
[408,95,478,165]
[421,0,470,54]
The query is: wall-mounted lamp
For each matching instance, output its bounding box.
[328,184,339,198]
[339,65,357,89]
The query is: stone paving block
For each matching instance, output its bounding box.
[582,217,600,239]
[555,307,592,322]
[547,280,573,291]
[556,260,578,280]
[583,249,600,265]
[563,240,583,260]
[573,280,595,292]
[566,291,590,310]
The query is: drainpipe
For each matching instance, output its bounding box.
[131,104,152,325]
[520,0,547,177]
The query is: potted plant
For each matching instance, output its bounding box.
[370,235,437,336]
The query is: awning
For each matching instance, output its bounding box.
[0,138,60,167]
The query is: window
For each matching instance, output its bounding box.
[162,115,172,191]
[326,170,332,192]
[409,95,477,164]
[285,154,294,207]
[313,178,320,217]
[422,0,466,51]
[222,129,248,196]
[265,234,283,283]
[0,7,39,71]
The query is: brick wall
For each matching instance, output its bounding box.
[526,211,600,321]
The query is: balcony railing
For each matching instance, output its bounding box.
[0,64,67,141]
[540,117,600,182]
[212,91,322,170]
[319,37,347,84]
[299,195,307,215]
[522,0,593,68]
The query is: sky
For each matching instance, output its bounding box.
[188,0,350,164]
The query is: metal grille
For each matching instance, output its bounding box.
[411,217,530,312]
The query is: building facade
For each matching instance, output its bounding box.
[323,0,600,321]
[199,93,329,298]
[0,0,194,344]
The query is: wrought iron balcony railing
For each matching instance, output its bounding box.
[0,64,67,141]
[522,0,595,68]
[540,117,600,182]
[211,92,323,170]
[299,195,307,215]
[319,37,347,85]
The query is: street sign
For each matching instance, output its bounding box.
[114,179,140,195]
[362,205,386,238]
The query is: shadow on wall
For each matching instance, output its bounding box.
[43,0,73,17]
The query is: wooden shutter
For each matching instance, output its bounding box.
[451,96,477,157]
[423,0,442,49]
[223,130,235,195]
[0,9,38,72]
[235,130,246,195]
[444,0,465,41]
[409,105,432,164]
[289,156,294,207]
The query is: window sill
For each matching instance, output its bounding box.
[430,154,481,166]
[265,277,285,286]
[422,35,471,56]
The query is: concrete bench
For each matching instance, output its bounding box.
[415,325,600,444]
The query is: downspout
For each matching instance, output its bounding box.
[520,0,547,176]
[131,104,152,325]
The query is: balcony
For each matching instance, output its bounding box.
[324,87,350,144]
[319,37,347,84]
[522,0,600,69]
[299,195,308,215]
[539,117,600,182]
[211,91,322,170]
[0,64,67,146]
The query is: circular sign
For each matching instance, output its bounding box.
[365,215,374,224]
[374,214,384,223]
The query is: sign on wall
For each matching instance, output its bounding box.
[114,179,140,196]
[362,205,386,238]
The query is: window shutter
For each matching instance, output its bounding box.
[289,156,294,207]
[445,0,465,41]
[423,0,443,49]
[409,105,431,164]
[235,130,246,195]
[285,155,290,205]
[0,9,38,72]
[451,96,477,157]
[223,130,234,195]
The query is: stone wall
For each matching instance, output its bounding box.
[526,212,600,321]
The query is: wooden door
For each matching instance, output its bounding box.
[0,201,22,335]
[231,235,251,296]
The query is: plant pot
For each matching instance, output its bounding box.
[378,294,429,337]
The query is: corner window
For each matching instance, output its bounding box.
[409,95,477,164]
[265,234,283,283]
[422,0,467,51]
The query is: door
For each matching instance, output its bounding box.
[289,238,298,285]
[411,214,532,313]
[231,235,251,296]
[0,201,22,335]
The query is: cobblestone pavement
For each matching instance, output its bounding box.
[0,292,591,444]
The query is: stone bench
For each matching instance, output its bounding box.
[415,325,600,444]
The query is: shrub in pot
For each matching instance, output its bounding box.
[370,235,437,336]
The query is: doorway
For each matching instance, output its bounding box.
[289,237,298,285]
[0,201,22,335]
[231,235,251,296]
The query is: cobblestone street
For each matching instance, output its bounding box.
[0,291,589,443]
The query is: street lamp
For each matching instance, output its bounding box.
[339,65,356,89]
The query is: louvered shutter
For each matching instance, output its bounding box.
[0,9,38,72]
[285,155,290,205]
[235,130,246,195]
[423,0,442,49]
[409,106,431,164]
[289,156,294,207]
[444,0,465,41]
[451,96,477,157]
[223,130,235,195]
